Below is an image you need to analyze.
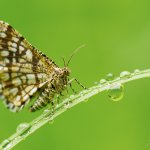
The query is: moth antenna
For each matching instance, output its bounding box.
[67,44,86,66]
[62,56,67,67]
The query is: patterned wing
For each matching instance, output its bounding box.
[0,21,56,112]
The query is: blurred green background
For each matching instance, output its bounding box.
[1,0,150,150]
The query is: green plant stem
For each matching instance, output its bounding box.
[0,69,150,150]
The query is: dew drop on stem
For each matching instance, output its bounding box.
[108,83,124,101]
[16,123,31,135]
[106,73,114,81]
[100,79,107,84]
[120,71,131,78]
[0,139,10,148]
[134,69,140,74]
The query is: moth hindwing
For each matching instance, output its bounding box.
[0,21,71,112]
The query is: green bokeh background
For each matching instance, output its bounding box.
[1,0,150,150]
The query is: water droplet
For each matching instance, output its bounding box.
[134,69,140,74]
[43,109,51,118]
[120,71,131,78]
[106,73,114,81]
[108,83,124,101]
[69,95,75,99]
[94,81,98,84]
[16,123,31,135]
[100,79,107,84]
[1,139,10,148]
[44,109,50,114]
[79,91,85,96]
[5,142,13,149]
[49,119,54,124]
[64,102,70,109]
[84,98,89,102]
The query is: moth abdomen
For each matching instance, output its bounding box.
[29,94,51,112]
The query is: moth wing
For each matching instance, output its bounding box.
[0,21,55,112]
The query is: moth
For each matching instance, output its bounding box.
[0,21,84,112]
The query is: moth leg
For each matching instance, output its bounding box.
[56,94,61,104]
[69,82,77,94]
[51,101,55,114]
[68,78,87,90]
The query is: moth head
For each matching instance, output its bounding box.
[54,67,70,77]
[62,67,71,76]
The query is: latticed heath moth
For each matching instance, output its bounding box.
[0,21,85,112]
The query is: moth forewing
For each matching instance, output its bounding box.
[0,20,70,112]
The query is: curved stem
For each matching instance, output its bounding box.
[0,69,150,150]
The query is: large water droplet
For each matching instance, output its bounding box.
[16,123,30,135]
[106,73,114,81]
[120,71,131,78]
[108,83,124,101]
